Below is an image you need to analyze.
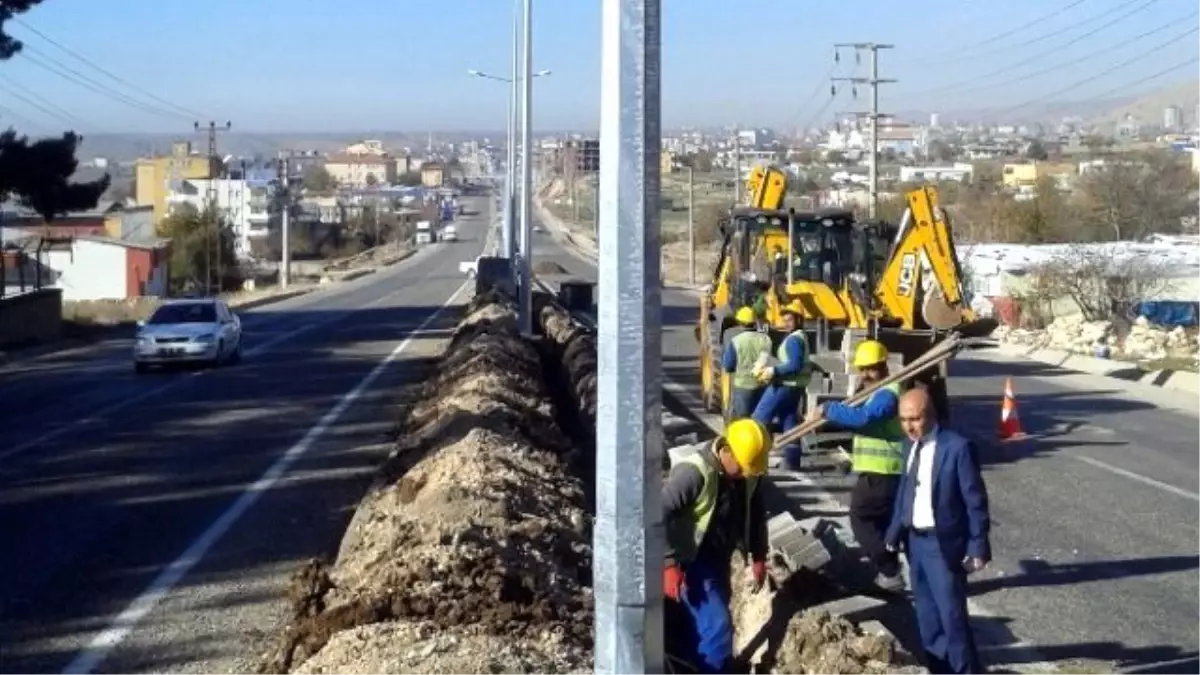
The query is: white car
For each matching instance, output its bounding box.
[133,298,243,373]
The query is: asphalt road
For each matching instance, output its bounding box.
[530,211,1200,673]
[0,201,490,674]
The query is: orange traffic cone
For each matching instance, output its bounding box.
[997,377,1026,441]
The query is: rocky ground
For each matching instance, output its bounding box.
[993,314,1199,368]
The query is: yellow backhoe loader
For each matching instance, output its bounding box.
[696,165,996,421]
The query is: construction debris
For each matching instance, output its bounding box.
[730,557,924,674]
[256,290,594,674]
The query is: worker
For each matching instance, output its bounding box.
[663,418,771,674]
[806,339,905,591]
[752,309,814,471]
[721,307,772,419]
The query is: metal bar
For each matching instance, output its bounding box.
[517,0,533,335]
[594,0,663,672]
[687,166,695,287]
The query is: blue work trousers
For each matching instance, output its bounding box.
[753,384,806,467]
[670,554,734,674]
[729,386,764,420]
[907,531,983,674]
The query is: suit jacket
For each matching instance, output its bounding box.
[885,427,992,565]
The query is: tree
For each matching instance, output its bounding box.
[159,204,240,293]
[301,164,337,192]
[925,139,956,163]
[1074,152,1198,241]
[1025,139,1049,161]
[691,150,714,173]
[0,1,109,221]
[825,150,846,165]
[396,170,422,187]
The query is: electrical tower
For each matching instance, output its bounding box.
[195,120,232,295]
[832,43,894,219]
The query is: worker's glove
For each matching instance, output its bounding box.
[755,366,776,383]
[664,563,686,602]
[750,559,768,593]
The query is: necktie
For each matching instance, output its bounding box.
[903,440,924,528]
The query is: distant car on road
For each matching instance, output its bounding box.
[133,298,243,373]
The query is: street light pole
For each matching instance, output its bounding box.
[517,0,534,336]
[506,0,519,262]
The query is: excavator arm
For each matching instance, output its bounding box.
[875,186,979,331]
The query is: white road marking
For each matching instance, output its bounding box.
[60,280,469,675]
[0,262,452,463]
[1072,454,1199,501]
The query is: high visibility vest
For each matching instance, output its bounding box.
[665,442,759,565]
[776,330,814,389]
[731,330,772,390]
[850,382,906,475]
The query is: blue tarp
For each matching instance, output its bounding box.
[1136,301,1199,327]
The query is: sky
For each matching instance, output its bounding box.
[0,0,1196,134]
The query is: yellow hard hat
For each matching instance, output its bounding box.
[725,418,772,477]
[735,306,756,325]
[853,340,889,369]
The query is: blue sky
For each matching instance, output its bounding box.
[0,0,1196,133]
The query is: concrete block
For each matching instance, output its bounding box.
[767,513,834,572]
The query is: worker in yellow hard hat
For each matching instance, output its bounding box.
[721,306,772,419]
[806,339,906,592]
[663,418,771,673]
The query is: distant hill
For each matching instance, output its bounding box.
[895,78,1199,128]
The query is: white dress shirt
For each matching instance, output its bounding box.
[908,427,939,530]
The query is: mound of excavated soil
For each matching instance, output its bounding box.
[258,291,593,674]
[730,557,924,674]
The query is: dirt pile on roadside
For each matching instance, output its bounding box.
[730,558,922,674]
[257,290,593,674]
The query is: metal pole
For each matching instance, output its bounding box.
[733,128,742,205]
[281,157,291,290]
[687,165,695,286]
[505,0,519,261]
[517,0,533,335]
[869,47,879,219]
[595,0,663,671]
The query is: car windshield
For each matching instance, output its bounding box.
[148,303,217,325]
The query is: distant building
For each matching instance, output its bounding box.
[51,236,170,301]
[166,179,256,257]
[325,153,399,187]
[420,162,445,188]
[899,163,974,183]
[1164,105,1183,131]
[929,113,940,128]
[134,141,214,226]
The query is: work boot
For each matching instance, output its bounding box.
[874,570,906,592]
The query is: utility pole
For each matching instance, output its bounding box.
[517,0,533,336]
[595,0,663,671]
[687,165,695,286]
[278,156,292,289]
[832,43,894,219]
[732,128,742,204]
[506,0,519,262]
[195,121,231,295]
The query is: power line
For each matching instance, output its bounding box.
[782,62,840,133]
[905,0,1164,98]
[0,73,97,130]
[905,0,1093,63]
[0,104,44,131]
[12,18,209,120]
[929,0,1152,65]
[1082,56,1200,103]
[17,47,191,120]
[911,5,1192,100]
[990,25,1199,117]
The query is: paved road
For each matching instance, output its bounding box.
[0,201,490,674]
[531,211,1200,673]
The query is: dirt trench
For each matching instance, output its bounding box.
[257,289,594,674]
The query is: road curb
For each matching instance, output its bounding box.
[990,341,1200,395]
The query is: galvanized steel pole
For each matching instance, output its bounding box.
[505,0,519,261]
[517,0,534,335]
[594,0,663,672]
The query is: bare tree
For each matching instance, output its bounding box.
[1074,151,1198,241]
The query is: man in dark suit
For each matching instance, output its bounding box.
[886,388,991,674]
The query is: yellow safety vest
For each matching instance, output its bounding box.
[665,442,759,565]
[850,382,906,475]
[775,330,814,389]
[731,330,772,390]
